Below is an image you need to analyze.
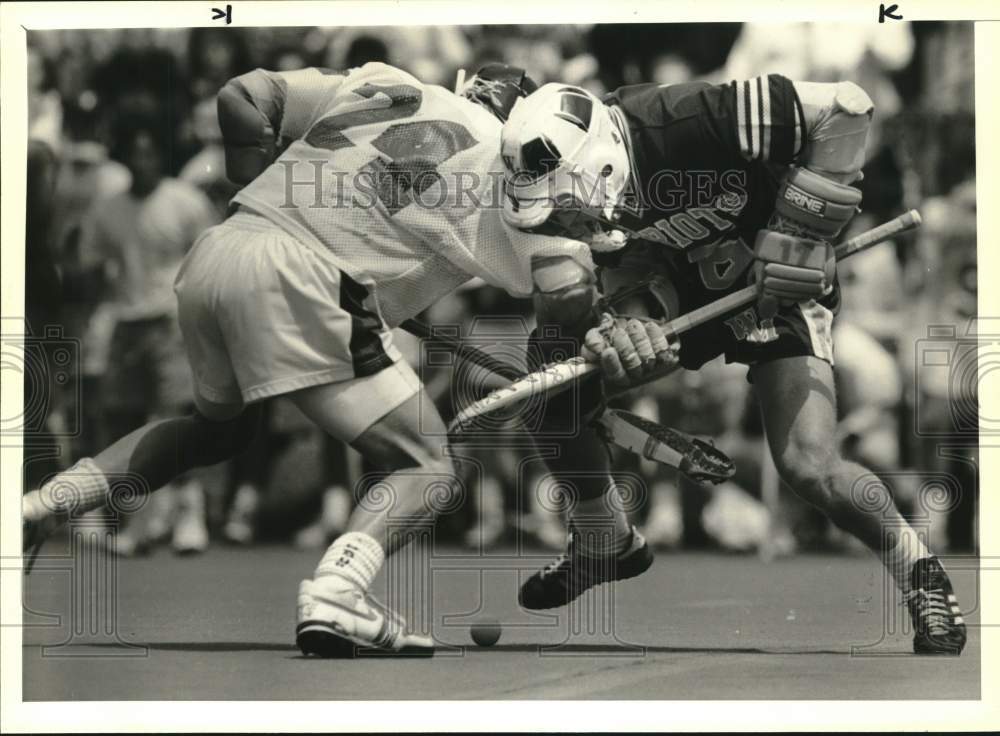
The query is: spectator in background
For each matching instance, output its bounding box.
[24,41,87,488]
[26,43,63,337]
[48,110,132,464]
[76,113,220,555]
[24,23,978,558]
[322,26,470,85]
[186,28,253,101]
[905,178,978,552]
[178,32,260,232]
[589,23,741,89]
[834,214,907,476]
[179,97,239,219]
[23,139,63,491]
[27,44,62,153]
[722,21,914,159]
[266,44,311,73]
[93,46,196,172]
[837,213,907,345]
[721,22,914,100]
[344,35,390,68]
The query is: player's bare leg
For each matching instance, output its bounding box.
[519,421,653,610]
[518,368,652,611]
[516,262,671,610]
[291,383,457,556]
[752,355,966,654]
[290,381,456,657]
[22,403,262,569]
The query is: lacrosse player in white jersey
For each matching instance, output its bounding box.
[23,62,604,657]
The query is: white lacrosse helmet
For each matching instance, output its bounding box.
[500,83,630,243]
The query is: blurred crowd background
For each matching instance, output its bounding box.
[23,22,977,558]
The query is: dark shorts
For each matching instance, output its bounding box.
[600,240,840,372]
[103,315,193,416]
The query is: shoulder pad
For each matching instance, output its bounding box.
[834,81,874,116]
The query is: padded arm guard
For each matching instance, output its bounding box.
[794,80,873,183]
[532,256,598,327]
[531,255,599,365]
[768,80,872,242]
[218,68,348,186]
[217,71,284,186]
[527,255,605,426]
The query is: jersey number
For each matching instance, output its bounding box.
[694,236,754,290]
[305,83,478,215]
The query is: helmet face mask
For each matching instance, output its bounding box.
[529,202,630,252]
[500,83,630,249]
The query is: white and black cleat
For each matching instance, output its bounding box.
[296,578,435,658]
[905,557,967,656]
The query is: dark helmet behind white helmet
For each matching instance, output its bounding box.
[460,63,539,122]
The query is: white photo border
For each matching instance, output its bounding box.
[1,2,997,732]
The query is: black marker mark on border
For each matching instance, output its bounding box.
[212,4,232,24]
[879,3,902,22]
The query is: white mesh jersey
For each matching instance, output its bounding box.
[233,63,594,327]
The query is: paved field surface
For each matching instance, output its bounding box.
[22,544,980,700]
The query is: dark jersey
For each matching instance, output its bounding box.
[601,76,840,370]
[603,75,807,293]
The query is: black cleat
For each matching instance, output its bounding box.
[519,525,653,610]
[905,557,967,655]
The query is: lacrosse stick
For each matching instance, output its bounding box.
[448,209,923,435]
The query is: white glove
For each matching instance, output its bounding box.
[582,312,680,386]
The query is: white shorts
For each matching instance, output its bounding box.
[174,211,418,439]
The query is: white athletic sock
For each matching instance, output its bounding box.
[314,531,385,591]
[22,458,109,522]
[879,526,932,595]
[571,484,632,557]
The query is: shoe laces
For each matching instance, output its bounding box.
[903,587,953,636]
[540,553,568,578]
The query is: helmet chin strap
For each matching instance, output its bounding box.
[586,184,642,241]
[586,227,629,253]
[591,216,641,251]
[563,163,640,247]
[566,205,641,252]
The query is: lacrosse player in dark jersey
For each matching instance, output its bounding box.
[499,76,966,655]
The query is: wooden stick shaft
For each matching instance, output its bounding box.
[666,209,922,336]
[447,209,923,433]
[400,318,524,381]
